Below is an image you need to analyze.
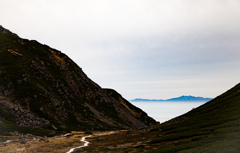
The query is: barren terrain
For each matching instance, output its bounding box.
[0,131,115,153]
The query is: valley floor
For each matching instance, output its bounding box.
[0,131,116,153]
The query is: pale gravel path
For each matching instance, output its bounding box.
[66,135,92,153]
[66,131,114,153]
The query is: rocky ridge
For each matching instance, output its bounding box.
[0,25,157,135]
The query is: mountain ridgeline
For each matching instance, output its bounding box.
[76,83,240,152]
[132,95,212,102]
[0,26,157,135]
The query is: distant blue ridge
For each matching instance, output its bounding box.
[131,95,212,102]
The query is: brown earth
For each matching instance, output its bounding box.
[0,131,116,153]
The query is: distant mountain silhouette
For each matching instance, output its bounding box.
[131,95,212,102]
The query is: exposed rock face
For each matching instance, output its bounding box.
[0,26,157,132]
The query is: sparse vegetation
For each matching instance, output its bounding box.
[1,26,240,152]
[65,83,240,153]
[0,25,157,139]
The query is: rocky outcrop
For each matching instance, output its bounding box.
[0,94,49,128]
[0,26,157,133]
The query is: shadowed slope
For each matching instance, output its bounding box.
[0,25,157,136]
[80,83,240,153]
[147,83,240,152]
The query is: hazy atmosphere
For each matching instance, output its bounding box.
[1,0,240,100]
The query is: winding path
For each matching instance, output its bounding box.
[66,131,114,153]
[66,135,92,153]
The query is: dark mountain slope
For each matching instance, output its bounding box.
[82,83,240,153]
[0,25,157,135]
[147,83,240,152]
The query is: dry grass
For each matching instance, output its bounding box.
[0,131,117,153]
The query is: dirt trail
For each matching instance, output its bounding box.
[0,131,115,153]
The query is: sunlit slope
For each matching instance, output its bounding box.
[149,83,240,152]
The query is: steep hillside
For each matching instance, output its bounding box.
[146,83,240,152]
[82,83,240,152]
[0,25,157,135]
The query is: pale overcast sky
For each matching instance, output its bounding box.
[1,0,240,100]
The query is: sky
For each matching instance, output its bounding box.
[1,0,240,100]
